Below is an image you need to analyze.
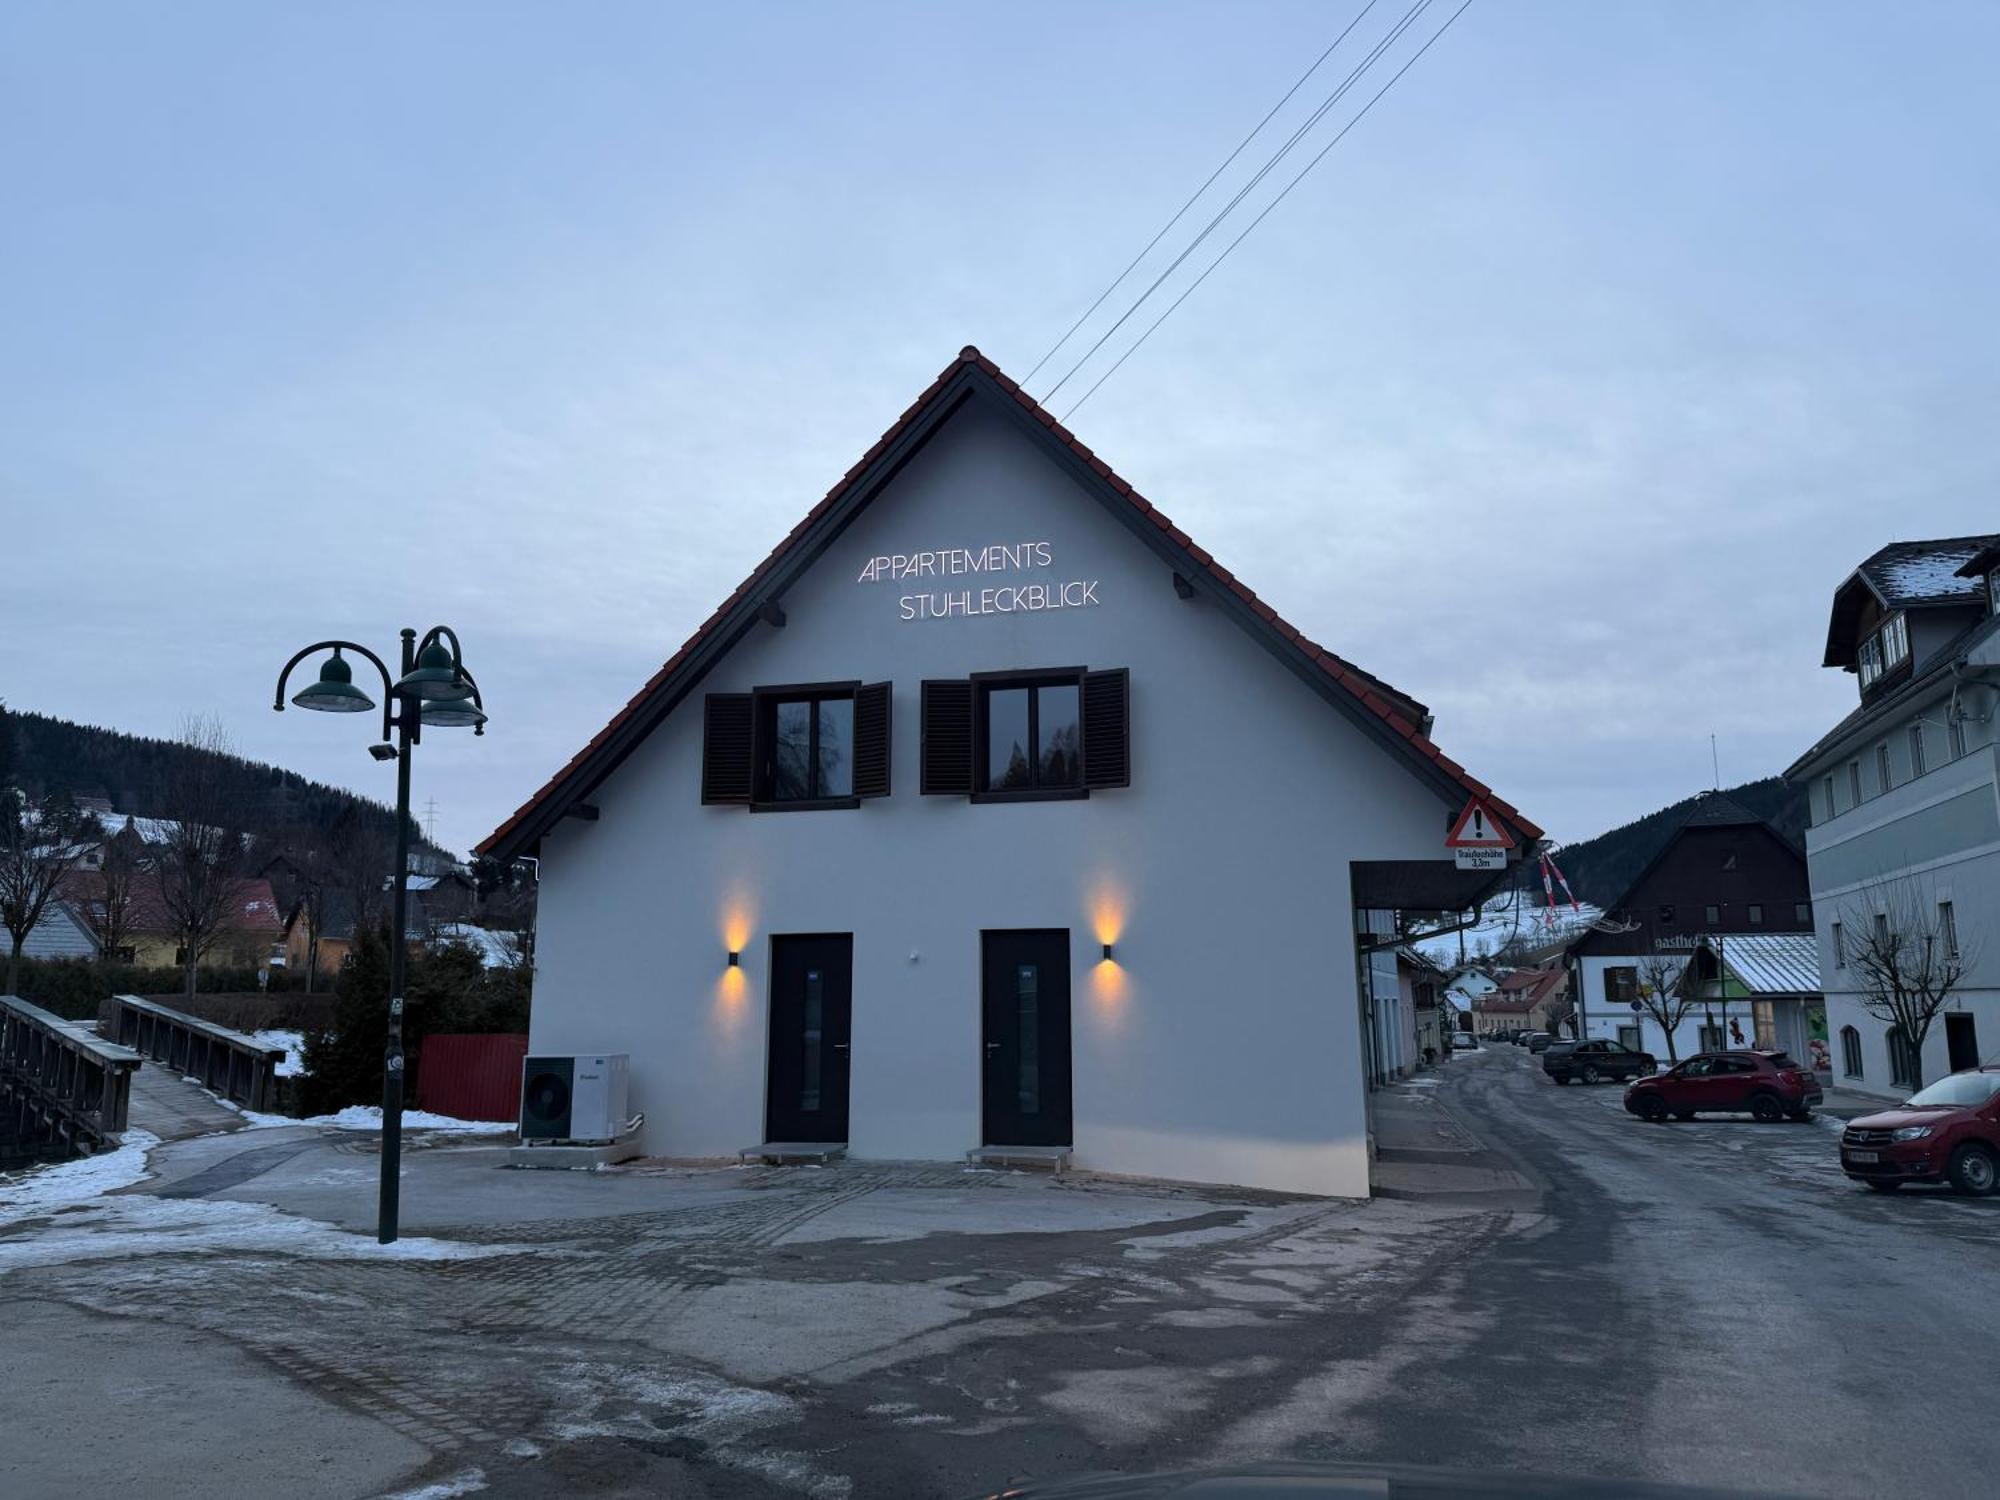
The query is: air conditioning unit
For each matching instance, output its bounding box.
[520,1053,629,1144]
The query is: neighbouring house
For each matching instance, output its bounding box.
[1443,968,1497,1013]
[1474,964,1565,1037]
[8,894,99,960]
[281,889,360,984]
[119,875,287,973]
[1397,947,1448,1065]
[1568,793,1818,1061]
[1677,932,1822,1062]
[405,869,479,934]
[1785,533,2000,1095]
[477,347,1539,1198]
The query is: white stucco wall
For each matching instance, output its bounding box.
[525,399,1471,1198]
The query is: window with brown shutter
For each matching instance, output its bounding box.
[925,667,1132,802]
[852,681,892,799]
[1082,667,1130,789]
[701,693,754,804]
[920,679,975,795]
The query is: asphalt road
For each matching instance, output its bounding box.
[7,1052,1998,1500]
[1411,1044,2000,1499]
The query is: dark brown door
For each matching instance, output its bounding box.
[1947,1013,1979,1073]
[765,935,852,1143]
[981,930,1073,1147]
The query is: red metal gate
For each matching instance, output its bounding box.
[414,1033,528,1123]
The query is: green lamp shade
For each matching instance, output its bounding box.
[422,696,488,729]
[395,640,474,701]
[292,651,376,713]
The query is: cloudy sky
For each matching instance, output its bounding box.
[4,2,1996,858]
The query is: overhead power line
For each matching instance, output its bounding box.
[1061,0,1477,421]
[1022,0,1383,387]
[1041,0,1440,405]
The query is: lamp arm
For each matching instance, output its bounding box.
[273,639,398,742]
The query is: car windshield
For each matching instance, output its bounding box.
[1905,1073,2000,1108]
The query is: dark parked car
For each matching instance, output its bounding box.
[1624,1050,1822,1123]
[1525,1032,1557,1054]
[1840,1066,2000,1195]
[1544,1038,1655,1085]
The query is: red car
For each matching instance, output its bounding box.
[1622,1049,1823,1123]
[1840,1066,2000,1195]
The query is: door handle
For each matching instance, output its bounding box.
[833,1043,849,1053]
[984,1042,1000,1056]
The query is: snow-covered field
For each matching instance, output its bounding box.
[1410,891,1605,964]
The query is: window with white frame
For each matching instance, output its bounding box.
[1858,613,1910,690]
[1877,742,1893,795]
[1941,900,1959,959]
[1909,721,1927,777]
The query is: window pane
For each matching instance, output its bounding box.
[773,700,812,801]
[1037,683,1081,786]
[817,698,853,798]
[1016,963,1040,1115]
[987,687,1032,789]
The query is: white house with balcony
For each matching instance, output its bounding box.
[1786,534,2000,1097]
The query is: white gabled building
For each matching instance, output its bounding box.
[481,349,1538,1198]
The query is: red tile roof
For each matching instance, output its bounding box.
[479,347,1540,858]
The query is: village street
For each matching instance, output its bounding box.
[3,1046,1997,1500]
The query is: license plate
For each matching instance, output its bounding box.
[1846,1150,1879,1164]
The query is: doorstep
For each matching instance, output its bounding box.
[740,1141,849,1166]
[966,1145,1071,1174]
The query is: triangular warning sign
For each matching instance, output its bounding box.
[1445,796,1514,849]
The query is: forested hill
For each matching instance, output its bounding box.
[1554,776,1809,908]
[0,704,426,852]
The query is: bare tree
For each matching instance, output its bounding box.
[81,822,144,966]
[1634,950,1698,1062]
[154,716,250,1001]
[1843,880,1976,1092]
[329,803,395,944]
[1,787,91,993]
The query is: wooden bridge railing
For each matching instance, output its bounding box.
[100,995,289,1114]
[1,993,141,1156]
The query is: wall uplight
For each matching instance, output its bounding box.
[1101,942,1116,962]
[727,950,741,968]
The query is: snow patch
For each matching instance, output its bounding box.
[0,1190,522,1274]
[548,1361,847,1497]
[0,1130,159,1221]
[231,1103,513,1133]
[376,1468,487,1499]
[249,1030,306,1077]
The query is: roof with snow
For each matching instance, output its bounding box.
[1823,533,1999,668]
[479,347,1540,861]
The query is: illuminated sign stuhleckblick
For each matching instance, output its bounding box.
[856,541,1102,622]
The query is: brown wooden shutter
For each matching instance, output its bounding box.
[920,679,974,795]
[700,694,754,804]
[852,682,892,799]
[1082,668,1130,789]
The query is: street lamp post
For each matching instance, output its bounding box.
[273,625,487,1244]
